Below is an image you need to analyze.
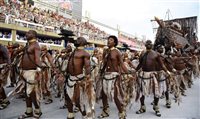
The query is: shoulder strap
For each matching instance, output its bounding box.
[66,49,76,73]
[100,50,111,74]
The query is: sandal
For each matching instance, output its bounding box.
[67,112,74,119]
[155,111,161,117]
[181,92,187,96]
[18,112,33,119]
[166,100,171,108]
[33,112,42,119]
[74,107,79,113]
[59,104,67,109]
[153,105,161,117]
[45,99,53,104]
[151,101,154,105]
[136,105,146,114]
[160,95,165,99]
[0,101,10,110]
[98,108,109,118]
[0,104,7,110]
[119,111,126,119]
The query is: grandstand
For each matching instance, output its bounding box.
[0,0,144,51]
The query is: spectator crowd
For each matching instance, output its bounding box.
[0,0,109,42]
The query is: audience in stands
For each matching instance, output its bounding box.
[0,1,109,41]
[0,31,11,39]
[16,34,62,45]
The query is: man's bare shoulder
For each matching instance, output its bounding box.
[83,50,90,58]
[36,43,41,49]
[31,42,40,50]
[76,50,90,58]
[114,48,121,55]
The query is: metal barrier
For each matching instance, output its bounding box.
[14,19,55,32]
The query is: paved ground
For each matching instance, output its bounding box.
[0,79,199,119]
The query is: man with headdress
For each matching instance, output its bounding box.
[0,43,10,110]
[65,37,95,119]
[18,30,42,119]
[97,35,129,119]
[135,40,170,117]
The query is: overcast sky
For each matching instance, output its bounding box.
[82,0,199,41]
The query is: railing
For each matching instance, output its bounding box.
[16,39,64,47]
[1,15,108,46]
[0,37,12,41]
[14,19,55,32]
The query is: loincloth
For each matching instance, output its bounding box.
[102,72,124,103]
[21,70,39,97]
[0,63,9,86]
[157,70,169,93]
[137,71,160,98]
[66,73,95,114]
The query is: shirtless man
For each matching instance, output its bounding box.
[98,35,129,119]
[18,30,42,119]
[54,45,72,109]
[156,45,176,108]
[136,40,170,117]
[7,43,15,87]
[65,37,95,119]
[40,45,55,104]
[173,50,190,96]
[54,45,72,99]
[91,48,99,86]
[0,43,10,110]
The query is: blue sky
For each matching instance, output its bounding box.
[82,0,199,41]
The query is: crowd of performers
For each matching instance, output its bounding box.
[0,30,199,119]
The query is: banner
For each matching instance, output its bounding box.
[118,33,135,47]
[59,1,73,11]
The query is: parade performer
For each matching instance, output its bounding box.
[65,37,95,119]
[40,45,55,104]
[0,43,10,110]
[97,35,129,119]
[18,30,42,119]
[135,40,170,117]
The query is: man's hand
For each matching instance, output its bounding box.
[172,68,177,73]
[36,67,41,72]
[166,70,171,76]
[166,70,173,79]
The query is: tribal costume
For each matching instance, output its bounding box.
[0,44,10,110]
[157,70,169,95]
[17,69,42,119]
[40,53,52,104]
[66,74,95,119]
[0,63,10,110]
[137,71,160,98]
